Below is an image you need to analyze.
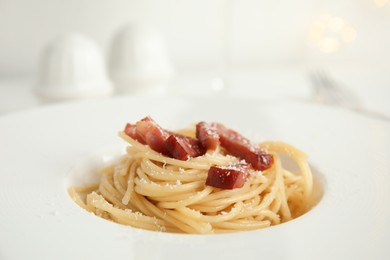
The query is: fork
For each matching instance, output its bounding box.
[309,70,390,121]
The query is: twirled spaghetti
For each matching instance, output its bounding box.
[69,126,313,234]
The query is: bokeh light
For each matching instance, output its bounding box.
[374,0,389,7]
[307,14,356,53]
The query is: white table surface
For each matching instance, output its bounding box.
[1,65,389,118]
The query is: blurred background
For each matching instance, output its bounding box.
[0,0,389,116]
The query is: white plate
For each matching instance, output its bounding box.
[0,97,389,260]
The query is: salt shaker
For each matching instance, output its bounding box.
[108,22,174,94]
[35,33,113,100]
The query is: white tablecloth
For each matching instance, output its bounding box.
[1,65,389,118]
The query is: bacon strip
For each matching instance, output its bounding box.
[215,123,273,171]
[166,135,200,160]
[206,163,249,189]
[124,117,205,160]
[169,131,205,156]
[124,118,273,179]
[196,122,220,150]
[124,123,145,144]
[195,122,273,171]
[135,117,170,156]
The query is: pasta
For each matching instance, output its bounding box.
[69,123,313,234]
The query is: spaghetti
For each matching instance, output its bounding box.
[69,123,313,234]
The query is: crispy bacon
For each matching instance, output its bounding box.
[215,123,273,171]
[124,117,205,160]
[196,122,220,151]
[240,152,273,172]
[135,117,171,156]
[166,135,201,160]
[169,131,205,156]
[124,123,145,144]
[206,163,249,189]
[123,117,273,186]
